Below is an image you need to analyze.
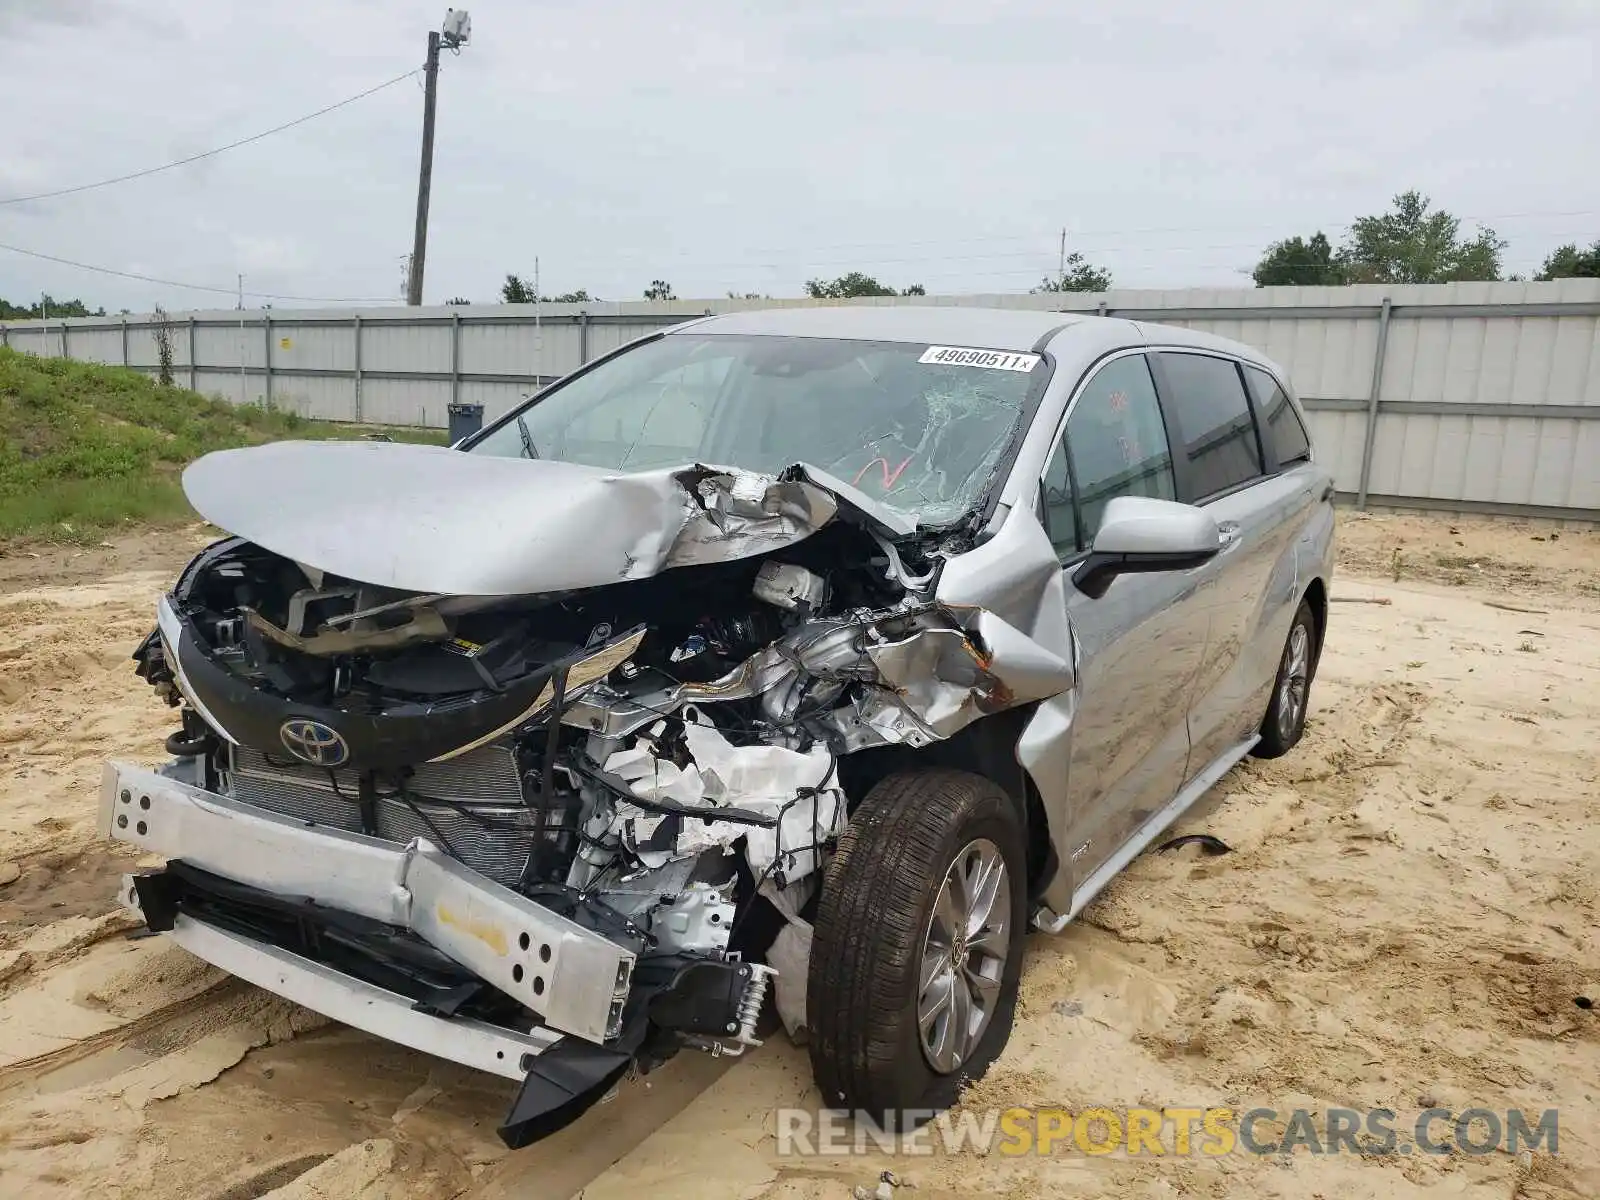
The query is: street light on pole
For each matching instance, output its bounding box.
[407,9,471,306]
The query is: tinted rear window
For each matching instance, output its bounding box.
[1244,365,1312,468]
[1156,353,1264,499]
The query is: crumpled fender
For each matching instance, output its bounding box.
[937,502,1081,914]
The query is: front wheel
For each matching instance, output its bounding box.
[806,768,1027,1129]
[1253,597,1318,758]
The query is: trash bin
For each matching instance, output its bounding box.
[448,402,484,445]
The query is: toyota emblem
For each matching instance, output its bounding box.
[279,718,350,768]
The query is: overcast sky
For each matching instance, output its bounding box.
[1,0,1596,311]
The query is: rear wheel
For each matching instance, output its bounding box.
[807,768,1027,1129]
[1253,598,1318,758]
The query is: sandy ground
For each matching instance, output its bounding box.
[0,512,1596,1199]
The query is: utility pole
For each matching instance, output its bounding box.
[1059,227,1066,279]
[406,30,442,306]
[405,12,471,305]
[238,274,247,404]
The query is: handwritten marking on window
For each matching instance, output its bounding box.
[853,455,914,490]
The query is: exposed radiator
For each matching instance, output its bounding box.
[227,749,362,831]
[227,743,536,887]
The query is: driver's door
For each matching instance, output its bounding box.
[1036,352,1210,903]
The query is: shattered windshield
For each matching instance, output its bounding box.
[466,334,1047,525]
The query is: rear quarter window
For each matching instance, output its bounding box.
[1243,365,1312,469]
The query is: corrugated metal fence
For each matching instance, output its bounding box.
[4,280,1598,521]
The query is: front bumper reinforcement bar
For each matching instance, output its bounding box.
[100,761,636,1046]
[117,882,560,1080]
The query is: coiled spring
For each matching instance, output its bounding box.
[734,962,777,1047]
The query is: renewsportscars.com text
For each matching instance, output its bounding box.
[775,1106,1560,1158]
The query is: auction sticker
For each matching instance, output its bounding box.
[919,345,1041,372]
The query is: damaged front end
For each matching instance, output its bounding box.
[106,445,1071,1146]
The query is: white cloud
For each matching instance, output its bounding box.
[230,233,310,276]
[0,0,103,32]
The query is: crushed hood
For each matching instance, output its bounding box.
[182,440,915,597]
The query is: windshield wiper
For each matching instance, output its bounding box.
[515,413,539,460]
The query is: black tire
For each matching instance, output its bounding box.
[1252,597,1318,759]
[806,768,1027,1130]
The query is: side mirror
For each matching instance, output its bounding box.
[1071,496,1221,598]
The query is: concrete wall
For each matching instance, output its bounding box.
[5,279,1598,521]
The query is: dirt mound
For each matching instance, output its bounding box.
[0,348,447,544]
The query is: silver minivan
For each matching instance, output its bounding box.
[105,306,1332,1142]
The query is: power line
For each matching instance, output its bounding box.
[548,240,1292,276]
[0,66,423,207]
[529,226,1600,282]
[578,233,1600,293]
[562,209,1600,266]
[0,239,393,304]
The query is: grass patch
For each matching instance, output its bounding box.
[0,347,448,544]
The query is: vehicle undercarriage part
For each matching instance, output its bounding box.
[498,1039,634,1149]
[116,455,1085,1146]
[117,882,565,1081]
[1155,833,1233,856]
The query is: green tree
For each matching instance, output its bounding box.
[803,272,923,298]
[0,294,104,318]
[1335,190,1505,284]
[499,278,596,303]
[1252,232,1347,286]
[151,305,175,386]
[1031,252,1112,294]
[643,279,675,301]
[445,296,472,305]
[1535,240,1600,280]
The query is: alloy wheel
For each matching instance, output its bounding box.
[916,838,1011,1074]
[1278,622,1311,742]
